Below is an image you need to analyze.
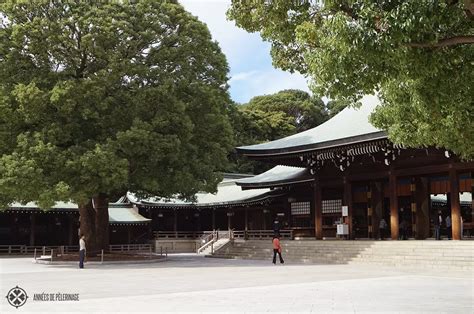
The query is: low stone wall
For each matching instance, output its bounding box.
[154,239,201,253]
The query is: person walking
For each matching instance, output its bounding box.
[445,215,452,240]
[434,211,442,240]
[272,235,284,264]
[79,235,86,269]
[379,218,388,240]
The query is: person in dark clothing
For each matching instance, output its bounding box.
[399,219,408,240]
[434,211,442,240]
[272,236,284,264]
[273,218,280,236]
[445,215,452,240]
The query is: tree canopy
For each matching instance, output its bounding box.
[228,90,328,173]
[0,1,233,248]
[228,0,474,159]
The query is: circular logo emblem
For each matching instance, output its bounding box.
[6,286,28,308]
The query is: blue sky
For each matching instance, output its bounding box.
[180,0,310,104]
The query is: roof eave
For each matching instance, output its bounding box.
[237,131,388,157]
[238,178,315,190]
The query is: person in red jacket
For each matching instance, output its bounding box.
[272,235,284,264]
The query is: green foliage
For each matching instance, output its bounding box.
[0,0,233,208]
[228,0,474,159]
[227,90,328,173]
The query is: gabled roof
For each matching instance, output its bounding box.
[127,177,283,209]
[237,95,386,157]
[236,166,313,189]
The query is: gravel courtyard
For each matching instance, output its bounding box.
[1,254,473,313]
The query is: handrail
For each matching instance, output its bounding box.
[197,231,216,254]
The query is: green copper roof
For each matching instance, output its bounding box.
[237,95,386,156]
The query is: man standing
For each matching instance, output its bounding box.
[445,215,452,240]
[79,235,86,269]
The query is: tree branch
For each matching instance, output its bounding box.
[407,35,474,48]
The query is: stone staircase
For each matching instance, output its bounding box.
[199,238,231,255]
[210,240,474,270]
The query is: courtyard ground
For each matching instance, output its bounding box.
[1,254,473,313]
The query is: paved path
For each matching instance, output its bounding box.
[1,254,473,313]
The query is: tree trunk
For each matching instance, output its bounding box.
[79,199,97,256]
[94,193,109,252]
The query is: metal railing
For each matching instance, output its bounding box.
[154,231,204,239]
[232,230,293,240]
[0,245,77,255]
[108,243,153,253]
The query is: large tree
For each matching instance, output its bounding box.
[0,1,233,252]
[228,90,328,173]
[228,0,474,159]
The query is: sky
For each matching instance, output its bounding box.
[180,0,310,104]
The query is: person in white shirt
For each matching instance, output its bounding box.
[79,235,86,269]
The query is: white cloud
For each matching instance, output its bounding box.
[230,69,311,103]
[180,0,310,103]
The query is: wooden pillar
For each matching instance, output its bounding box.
[471,172,473,232]
[371,182,383,240]
[449,168,461,240]
[389,171,399,240]
[173,210,178,237]
[67,215,74,245]
[29,213,36,246]
[227,213,232,230]
[262,209,267,230]
[415,177,430,239]
[212,209,216,230]
[343,177,353,239]
[127,226,131,244]
[367,184,373,238]
[410,178,417,239]
[314,180,323,240]
[244,208,248,231]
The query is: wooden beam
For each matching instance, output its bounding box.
[394,162,474,177]
[389,171,399,240]
[348,171,389,181]
[449,168,461,240]
[314,180,323,240]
